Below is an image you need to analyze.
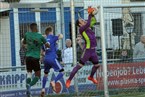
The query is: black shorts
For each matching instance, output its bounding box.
[26,57,40,72]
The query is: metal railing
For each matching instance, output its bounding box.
[1,57,145,71]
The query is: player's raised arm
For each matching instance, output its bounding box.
[90,16,97,28]
[79,6,98,33]
[89,6,99,27]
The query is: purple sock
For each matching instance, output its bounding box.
[42,76,48,88]
[54,72,64,83]
[90,65,99,78]
[68,65,82,81]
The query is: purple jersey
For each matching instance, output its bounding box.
[79,15,97,49]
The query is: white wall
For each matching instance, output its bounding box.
[84,0,122,8]
[63,0,84,2]
[0,2,10,12]
[0,16,11,68]
[20,0,54,3]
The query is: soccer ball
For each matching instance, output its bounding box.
[88,6,99,15]
[92,7,99,15]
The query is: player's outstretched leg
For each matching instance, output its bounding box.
[26,72,32,97]
[88,65,100,84]
[66,64,82,88]
[30,70,40,86]
[29,76,39,86]
[26,76,39,97]
[26,84,31,97]
[26,71,40,97]
[50,70,64,92]
[41,74,48,97]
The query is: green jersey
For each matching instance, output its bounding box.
[24,32,46,58]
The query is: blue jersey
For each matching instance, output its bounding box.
[44,35,58,58]
[43,35,63,72]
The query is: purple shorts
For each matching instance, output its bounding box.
[79,48,99,65]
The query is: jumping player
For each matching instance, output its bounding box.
[65,7,100,88]
[23,23,50,97]
[40,26,64,97]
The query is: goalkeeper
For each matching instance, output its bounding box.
[66,6,100,88]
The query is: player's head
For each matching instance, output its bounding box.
[140,35,145,44]
[45,26,53,35]
[121,50,128,56]
[76,18,87,27]
[77,33,82,39]
[76,33,82,43]
[65,39,72,48]
[30,23,38,32]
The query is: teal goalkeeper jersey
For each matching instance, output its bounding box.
[24,32,46,58]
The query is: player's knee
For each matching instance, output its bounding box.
[34,70,41,78]
[79,60,85,65]
[92,61,99,65]
[94,64,100,68]
[27,72,32,78]
[59,69,64,72]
